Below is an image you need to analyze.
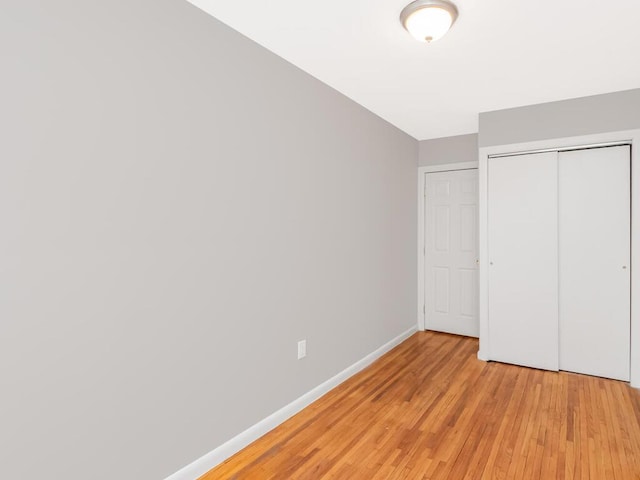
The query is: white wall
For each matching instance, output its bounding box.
[0,1,418,479]
[419,134,478,166]
[479,89,640,147]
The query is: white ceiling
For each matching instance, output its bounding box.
[186,0,640,140]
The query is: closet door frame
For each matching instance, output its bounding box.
[478,129,640,388]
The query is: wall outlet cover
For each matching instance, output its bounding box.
[297,340,306,359]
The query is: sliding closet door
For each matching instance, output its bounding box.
[559,146,631,381]
[488,152,559,371]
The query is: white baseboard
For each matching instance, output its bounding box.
[165,325,418,480]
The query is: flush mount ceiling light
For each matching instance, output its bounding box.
[400,0,459,43]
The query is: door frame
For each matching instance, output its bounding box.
[418,161,479,331]
[478,129,640,388]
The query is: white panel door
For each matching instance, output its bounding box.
[559,146,631,381]
[425,169,479,337]
[488,152,559,371]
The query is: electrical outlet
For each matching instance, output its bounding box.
[297,340,306,359]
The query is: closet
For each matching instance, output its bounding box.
[487,145,631,381]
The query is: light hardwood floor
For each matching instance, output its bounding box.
[201,332,640,479]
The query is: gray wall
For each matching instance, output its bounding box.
[0,2,418,479]
[479,89,640,147]
[419,134,478,166]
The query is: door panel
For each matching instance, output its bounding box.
[425,169,479,337]
[488,152,559,371]
[435,206,450,251]
[459,268,476,317]
[559,146,631,381]
[434,267,450,313]
[460,205,477,252]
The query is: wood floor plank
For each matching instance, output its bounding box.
[201,332,640,480]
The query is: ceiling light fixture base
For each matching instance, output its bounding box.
[400,0,459,43]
